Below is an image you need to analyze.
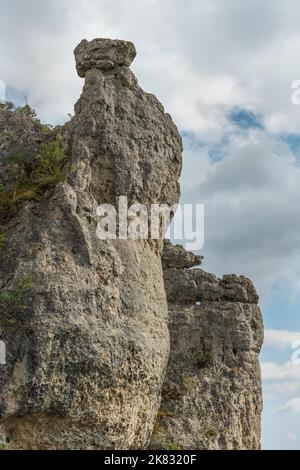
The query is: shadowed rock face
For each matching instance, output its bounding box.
[149,241,264,450]
[0,39,182,449]
[162,239,203,270]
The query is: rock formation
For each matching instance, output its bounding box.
[0,38,263,450]
[150,241,263,450]
[0,38,182,449]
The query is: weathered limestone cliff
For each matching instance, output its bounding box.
[0,38,263,450]
[150,241,263,450]
[0,38,181,449]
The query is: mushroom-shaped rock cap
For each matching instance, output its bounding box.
[74,38,137,77]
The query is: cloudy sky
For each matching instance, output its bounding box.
[1,0,300,449]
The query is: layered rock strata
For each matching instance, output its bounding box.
[150,241,263,450]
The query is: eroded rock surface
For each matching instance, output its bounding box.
[150,241,263,450]
[75,38,137,77]
[0,39,182,449]
[0,38,263,451]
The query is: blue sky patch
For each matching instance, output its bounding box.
[281,133,300,157]
[230,107,263,130]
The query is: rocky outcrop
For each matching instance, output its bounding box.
[0,105,49,189]
[0,38,263,451]
[162,239,203,270]
[0,39,182,449]
[75,38,137,77]
[150,241,264,450]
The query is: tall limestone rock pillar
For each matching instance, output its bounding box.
[0,39,182,449]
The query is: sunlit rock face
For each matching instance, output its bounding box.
[0,37,263,452]
[0,39,182,450]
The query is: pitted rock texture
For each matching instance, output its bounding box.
[162,239,203,270]
[68,38,182,209]
[0,108,43,157]
[150,241,263,450]
[0,39,182,449]
[0,107,50,188]
[75,38,137,77]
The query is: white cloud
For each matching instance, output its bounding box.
[181,129,300,294]
[262,361,300,381]
[265,382,300,397]
[276,397,300,413]
[0,80,5,102]
[0,0,299,135]
[1,1,300,295]
[264,330,300,351]
[287,432,297,440]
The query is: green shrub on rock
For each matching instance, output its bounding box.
[0,134,68,223]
